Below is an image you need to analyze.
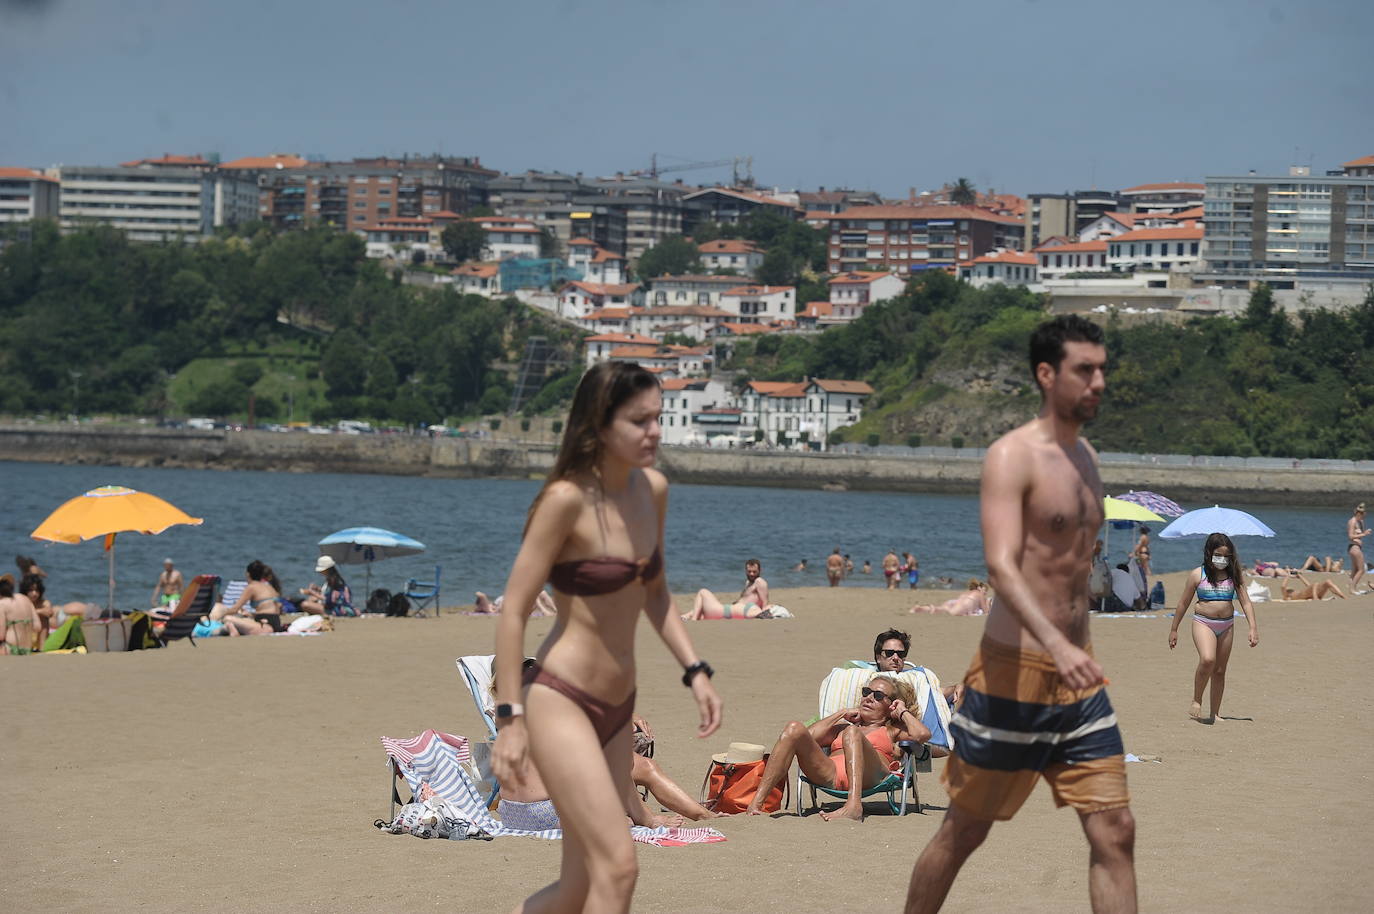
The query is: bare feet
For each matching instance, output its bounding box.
[473,591,493,614]
[1189,701,1203,720]
[820,804,864,822]
[651,813,686,828]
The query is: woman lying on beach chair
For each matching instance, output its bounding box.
[743,673,931,821]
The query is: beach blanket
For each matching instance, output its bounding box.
[380,730,725,846]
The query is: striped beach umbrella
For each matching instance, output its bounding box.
[1114,490,1186,518]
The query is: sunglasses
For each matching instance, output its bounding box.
[879,649,908,659]
[861,687,892,701]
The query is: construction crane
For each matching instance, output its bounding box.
[631,154,753,186]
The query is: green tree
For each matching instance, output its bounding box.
[321,329,368,397]
[441,221,487,263]
[951,178,977,206]
[635,235,701,279]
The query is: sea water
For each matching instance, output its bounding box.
[0,460,1356,609]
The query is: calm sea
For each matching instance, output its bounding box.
[0,460,1357,609]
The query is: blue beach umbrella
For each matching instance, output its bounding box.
[1158,506,1276,540]
[318,526,427,592]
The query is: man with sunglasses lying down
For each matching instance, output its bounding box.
[743,672,931,821]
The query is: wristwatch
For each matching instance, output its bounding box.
[681,660,714,687]
[495,702,524,720]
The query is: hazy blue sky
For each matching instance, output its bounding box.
[2,0,1371,197]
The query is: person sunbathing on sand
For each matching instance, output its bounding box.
[474,590,556,617]
[1279,573,1347,602]
[682,558,772,620]
[1300,555,1343,573]
[744,673,930,821]
[910,579,991,616]
[1253,561,1297,578]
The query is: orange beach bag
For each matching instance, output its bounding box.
[699,756,787,814]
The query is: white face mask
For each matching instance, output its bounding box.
[1210,555,1230,569]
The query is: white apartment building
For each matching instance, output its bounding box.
[54,165,257,241]
[1119,181,1205,216]
[558,281,642,319]
[1034,240,1108,278]
[960,250,1038,287]
[0,167,60,224]
[1106,225,1203,272]
[471,216,543,261]
[806,379,874,447]
[363,216,437,260]
[582,332,658,368]
[738,378,873,449]
[628,305,731,340]
[827,271,904,321]
[717,284,795,323]
[697,239,765,276]
[645,273,743,307]
[660,378,732,445]
[451,262,500,297]
[567,237,627,284]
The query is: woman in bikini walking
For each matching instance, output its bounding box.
[1168,532,1258,723]
[491,361,723,914]
[1347,502,1369,595]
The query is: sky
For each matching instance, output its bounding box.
[2,0,1371,198]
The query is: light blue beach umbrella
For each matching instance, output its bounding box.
[318,526,427,592]
[1157,506,1276,540]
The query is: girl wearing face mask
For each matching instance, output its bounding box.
[1167,532,1258,722]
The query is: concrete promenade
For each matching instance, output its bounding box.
[0,424,1368,506]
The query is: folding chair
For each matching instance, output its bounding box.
[157,575,220,647]
[455,655,502,807]
[404,566,441,617]
[796,665,952,816]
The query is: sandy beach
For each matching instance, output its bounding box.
[2,569,1371,913]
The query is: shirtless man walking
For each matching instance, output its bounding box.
[904,315,1136,914]
[152,558,184,607]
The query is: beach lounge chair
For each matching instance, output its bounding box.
[158,575,220,647]
[796,665,948,816]
[403,566,441,617]
[454,655,503,806]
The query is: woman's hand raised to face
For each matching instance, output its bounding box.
[888,698,909,723]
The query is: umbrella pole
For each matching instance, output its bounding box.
[108,537,116,614]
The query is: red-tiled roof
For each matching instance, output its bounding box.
[563,281,640,297]
[429,210,463,219]
[1033,240,1107,254]
[971,250,1037,266]
[1107,225,1204,243]
[451,263,499,278]
[120,154,211,167]
[828,271,898,285]
[661,378,709,391]
[698,239,762,254]
[0,167,57,182]
[583,308,634,321]
[591,248,624,263]
[747,380,807,396]
[585,332,657,343]
[800,301,833,318]
[1168,206,1205,220]
[803,210,839,221]
[485,225,540,234]
[722,284,792,297]
[811,379,874,394]
[716,323,779,336]
[1119,181,1205,194]
[831,204,1023,225]
[1344,154,1374,168]
[567,236,597,246]
[218,154,310,170]
[609,345,662,359]
[639,305,732,318]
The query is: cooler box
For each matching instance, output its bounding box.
[82,617,131,652]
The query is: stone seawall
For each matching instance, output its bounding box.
[0,425,1367,506]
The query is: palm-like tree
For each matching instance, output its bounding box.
[951,178,977,206]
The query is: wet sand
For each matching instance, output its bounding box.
[2,569,1371,912]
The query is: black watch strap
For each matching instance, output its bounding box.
[682,660,714,687]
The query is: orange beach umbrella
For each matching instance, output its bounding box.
[30,485,204,611]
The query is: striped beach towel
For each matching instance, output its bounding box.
[380,731,725,846]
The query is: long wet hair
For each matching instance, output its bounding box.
[525,361,660,532]
[1202,532,1241,585]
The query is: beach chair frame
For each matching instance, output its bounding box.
[157,574,220,647]
[404,566,441,617]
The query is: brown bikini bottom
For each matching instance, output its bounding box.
[522,662,636,747]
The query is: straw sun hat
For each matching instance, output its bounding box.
[712,742,767,765]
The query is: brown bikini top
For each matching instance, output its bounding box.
[548,548,663,596]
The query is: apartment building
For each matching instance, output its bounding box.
[827,271,905,321]
[681,187,800,225]
[821,205,1024,274]
[567,237,627,284]
[717,284,795,323]
[739,378,873,449]
[629,305,732,340]
[0,168,59,225]
[1033,240,1109,278]
[1119,181,1205,215]
[659,378,732,445]
[221,155,496,233]
[591,176,705,262]
[960,250,1038,287]
[1345,155,1374,178]
[797,188,883,214]
[1104,224,1203,272]
[645,273,745,307]
[487,172,627,255]
[1025,193,1076,249]
[1201,168,1374,286]
[54,164,257,241]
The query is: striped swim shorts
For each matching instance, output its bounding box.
[943,637,1129,821]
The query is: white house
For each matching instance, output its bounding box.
[1077,212,1142,243]
[827,271,904,321]
[1106,225,1203,272]
[451,262,501,297]
[1034,240,1109,278]
[717,284,795,323]
[960,250,1038,287]
[628,304,732,340]
[582,332,658,368]
[660,378,733,445]
[645,274,745,308]
[567,237,627,284]
[697,239,765,276]
[364,216,439,260]
[558,281,643,319]
[468,215,543,261]
[805,379,874,448]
